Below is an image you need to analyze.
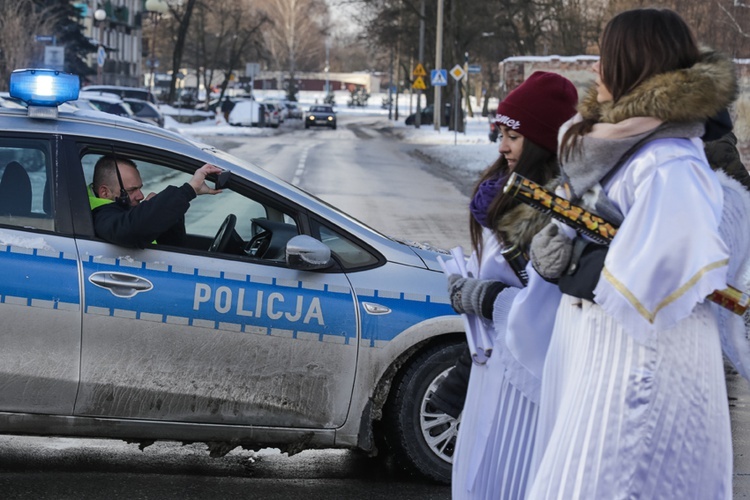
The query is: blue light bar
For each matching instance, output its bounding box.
[9,69,80,107]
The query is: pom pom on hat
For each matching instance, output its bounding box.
[495,71,578,153]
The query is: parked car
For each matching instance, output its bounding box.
[228,99,266,127]
[81,85,158,105]
[263,102,283,128]
[489,119,499,142]
[305,105,337,130]
[404,104,451,126]
[123,98,165,128]
[284,101,303,119]
[0,68,463,483]
[77,92,137,120]
[264,100,288,122]
[0,92,27,109]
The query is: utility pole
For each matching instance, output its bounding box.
[433,0,444,132]
[416,0,425,128]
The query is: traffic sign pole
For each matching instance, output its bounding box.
[450,65,465,144]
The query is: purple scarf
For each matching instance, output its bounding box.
[470,174,507,228]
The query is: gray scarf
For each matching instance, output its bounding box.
[560,121,706,224]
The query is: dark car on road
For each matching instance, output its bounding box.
[305,105,337,130]
[404,104,452,126]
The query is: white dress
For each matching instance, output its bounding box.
[527,138,735,499]
[451,231,561,499]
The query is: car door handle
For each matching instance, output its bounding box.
[89,272,153,298]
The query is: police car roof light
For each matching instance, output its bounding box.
[10,69,80,108]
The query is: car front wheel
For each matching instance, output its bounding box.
[383,341,463,483]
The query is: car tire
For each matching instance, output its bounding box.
[332,124,337,130]
[383,341,463,484]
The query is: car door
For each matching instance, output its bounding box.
[0,135,81,414]
[72,149,359,429]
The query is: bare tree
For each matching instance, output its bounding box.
[257,0,330,99]
[0,0,59,89]
[187,0,269,103]
[164,0,199,104]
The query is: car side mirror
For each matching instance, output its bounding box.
[214,170,231,190]
[286,235,333,271]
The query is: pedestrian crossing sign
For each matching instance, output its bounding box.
[413,63,427,77]
[412,76,426,90]
[431,69,448,87]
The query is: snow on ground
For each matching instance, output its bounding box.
[165,89,501,178]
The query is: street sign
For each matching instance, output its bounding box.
[245,62,261,77]
[413,63,427,77]
[412,76,426,90]
[468,64,481,74]
[450,65,465,81]
[44,46,65,69]
[97,45,106,67]
[431,69,448,87]
[35,35,55,43]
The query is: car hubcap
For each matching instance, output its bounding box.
[421,367,460,464]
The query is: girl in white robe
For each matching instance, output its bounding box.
[526,8,745,499]
[443,72,578,499]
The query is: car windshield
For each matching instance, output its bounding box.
[311,106,333,113]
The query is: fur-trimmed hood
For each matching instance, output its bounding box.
[494,193,551,249]
[578,49,737,125]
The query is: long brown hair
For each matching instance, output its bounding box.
[560,8,700,159]
[470,139,558,259]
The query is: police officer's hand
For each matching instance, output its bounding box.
[189,164,224,195]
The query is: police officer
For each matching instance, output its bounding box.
[91,155,223,248]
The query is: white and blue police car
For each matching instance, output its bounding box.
[0,69,464,482]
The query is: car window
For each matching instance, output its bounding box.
[81,153,299,260]
[317,223,379,269]
[0,138,53,230]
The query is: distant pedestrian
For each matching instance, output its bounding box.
[526,8,744,498]
[221,97,235,122]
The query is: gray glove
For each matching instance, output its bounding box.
[529,223,573,280]
[447,274,506,319]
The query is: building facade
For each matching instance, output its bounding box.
[75,0,146,87]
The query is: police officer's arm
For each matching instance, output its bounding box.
[93,164,223,248]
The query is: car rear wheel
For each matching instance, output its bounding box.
[383,342,463,483]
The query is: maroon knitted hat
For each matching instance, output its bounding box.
[495,71,578,153]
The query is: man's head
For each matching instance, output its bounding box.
[92,155,144,206]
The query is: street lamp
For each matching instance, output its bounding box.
[94,8,107,84]
[145,0,169,101]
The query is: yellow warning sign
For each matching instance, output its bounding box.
[412,76,426,90]
[413,63,427,77]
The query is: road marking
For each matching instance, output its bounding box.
[292,143,316,186]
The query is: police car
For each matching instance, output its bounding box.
[0,69,463,482]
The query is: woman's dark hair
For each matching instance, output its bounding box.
[561,8,700,158]
[470,139,558,258]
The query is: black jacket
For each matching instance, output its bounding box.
[92,183,196,248]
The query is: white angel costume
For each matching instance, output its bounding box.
[449,229,562,499]
[526,49,746,500]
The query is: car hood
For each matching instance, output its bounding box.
[391,237,451,272]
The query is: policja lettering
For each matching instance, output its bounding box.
[192,283,325,325]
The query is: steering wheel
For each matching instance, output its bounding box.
[246,230,270,257]
[209,214,237,252]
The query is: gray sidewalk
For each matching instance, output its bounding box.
[730,369,750,497]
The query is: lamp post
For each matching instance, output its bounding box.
[94,8,107,84]
[145,0,169,101]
